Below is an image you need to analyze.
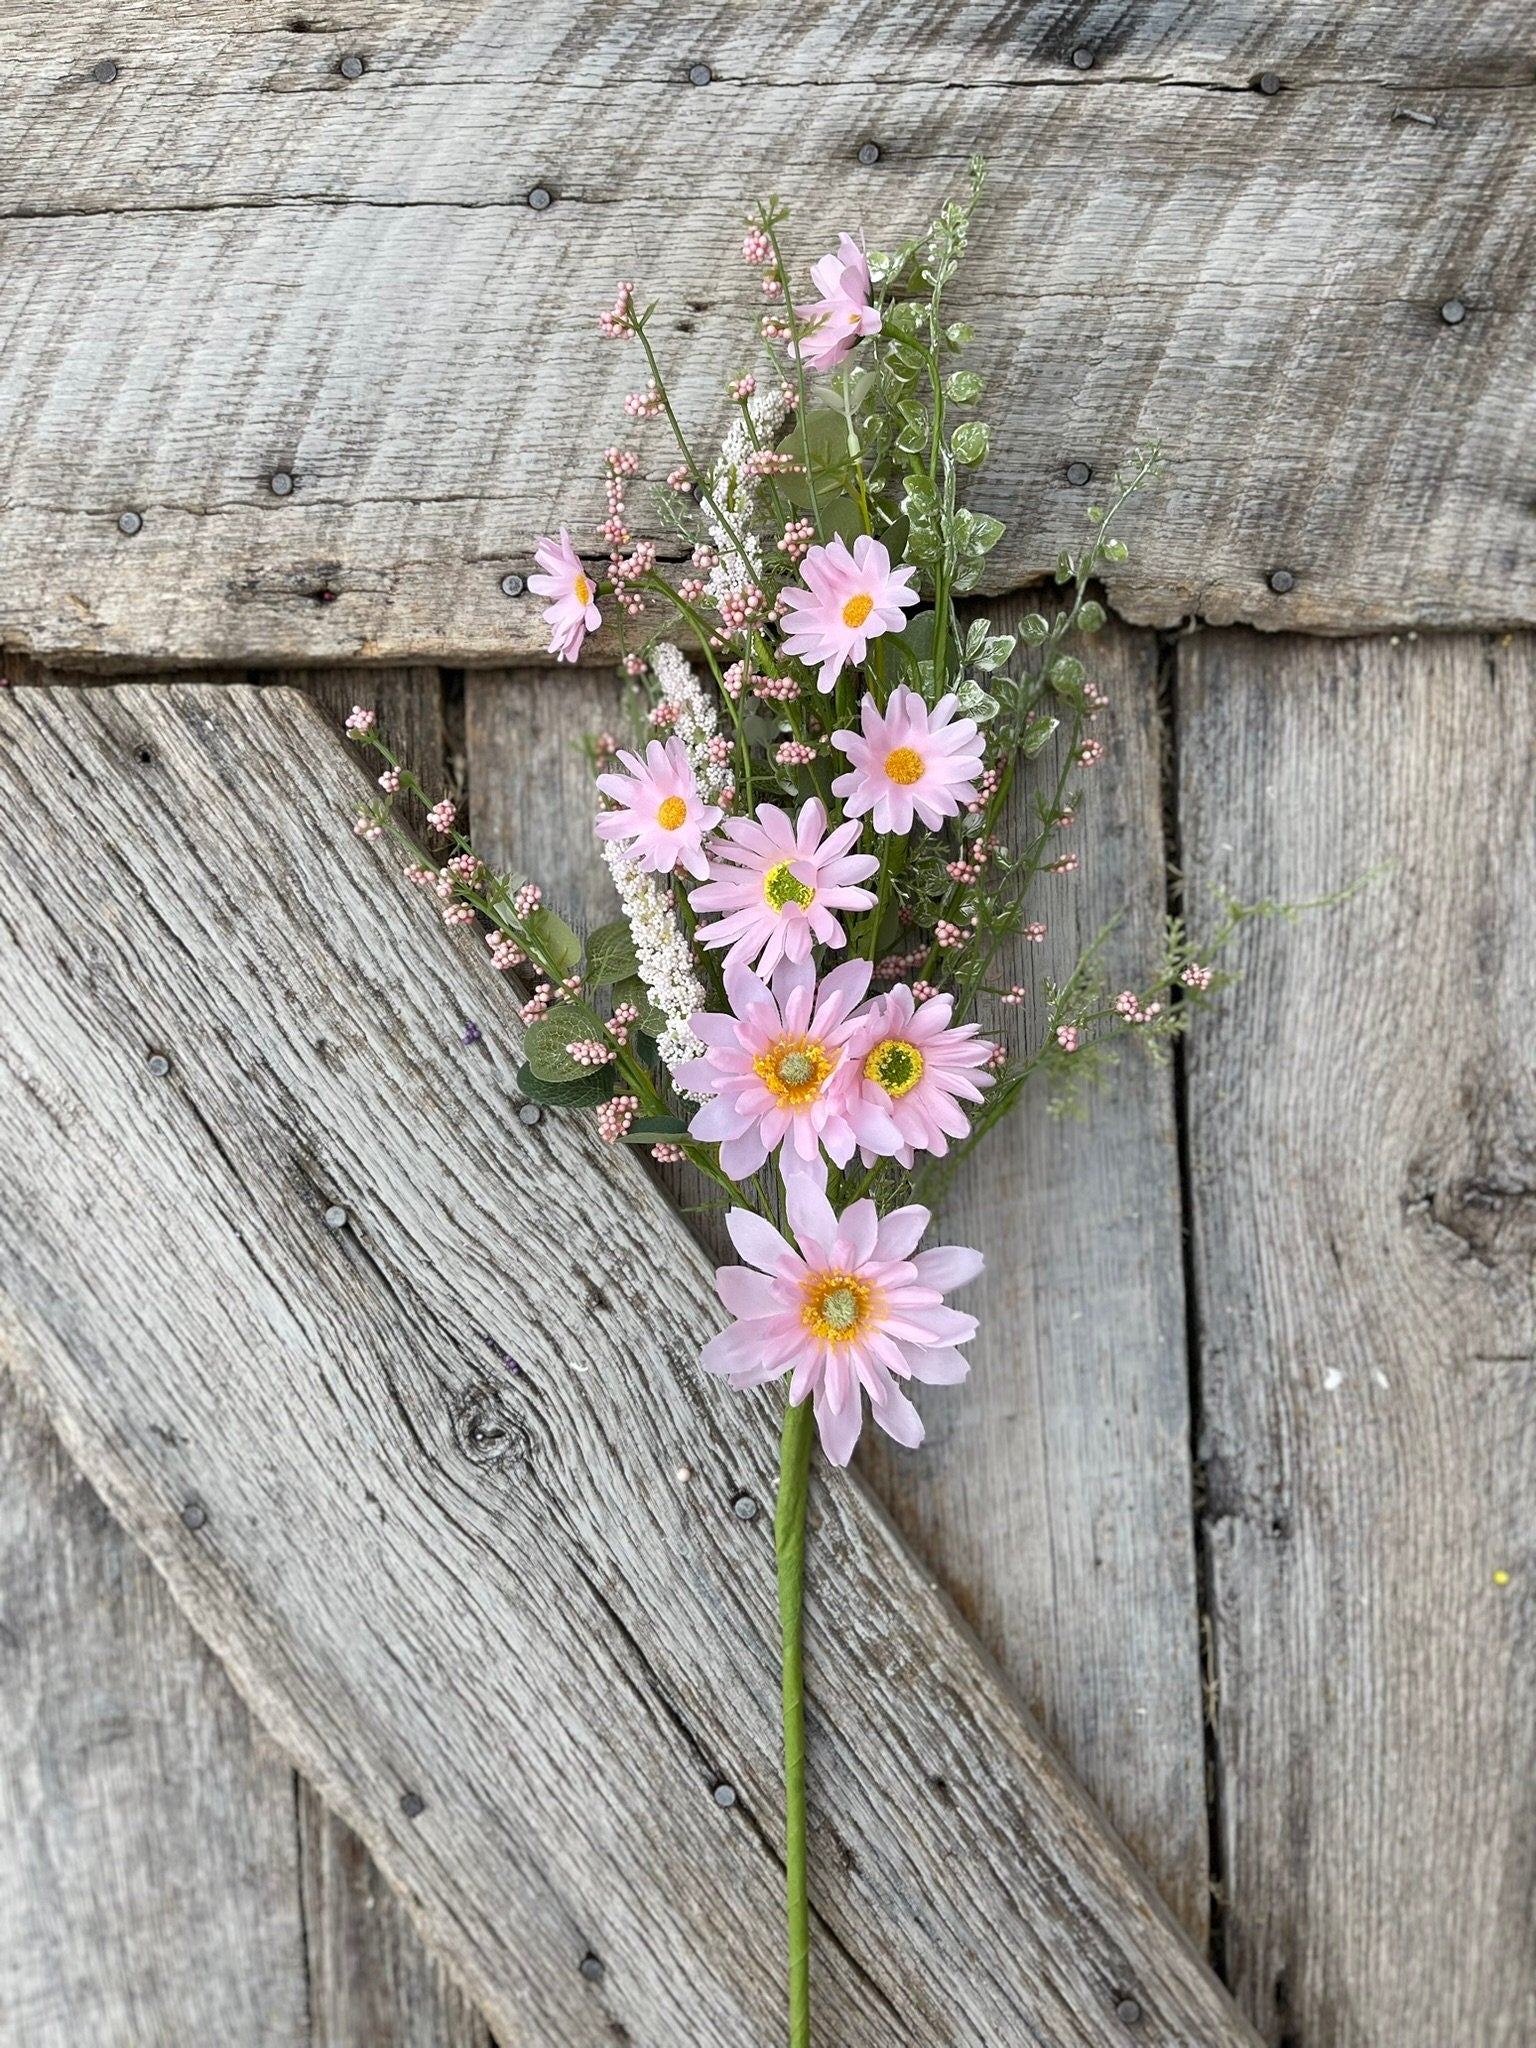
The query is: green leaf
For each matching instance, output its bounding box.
[524,905,582,977]
[945,369,984,404]
[1021,713,1059,757]
[974,633,1016,671]
[1102,538,1129,562]
[954,678,1000,723]
[1019,612,1052,647]
[950,422,990,467]
[1076,601,1107,633]
[613,975,665,1036]
[945,321,976,349]
[882,301,924,343]
[617,1113,693,1145]
[515,1062,616,1108]
[523,1001,609,1082]
[1049,655,1086,697]
[966,512,1005,553]
[582,918,638,988]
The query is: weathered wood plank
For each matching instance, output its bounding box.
[0,682,1257,2048]
[0,1369,310,2048]
[3,6,1533,668]
[1180,629,1536,2047]
[858,609,1209,1942]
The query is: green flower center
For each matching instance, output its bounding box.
[763,859,815,913]
[863,1038,925,1099]
[821,1287,860,1331]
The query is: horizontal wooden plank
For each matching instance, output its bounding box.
[0,682,1257,2048]
[2,5,1532,669]
[1180,629,1536,2046]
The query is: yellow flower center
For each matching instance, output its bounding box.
[841,591,875,630]
[656,794,688,831]
[863,1037,925,1099]
[573,572,592,607]
[753,1036,833,1107]
[884,746,924,786]
[763,859,816,913]
[801,1271,872,1343]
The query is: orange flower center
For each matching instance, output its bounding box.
[753,1035,834,1108]
[863,1037,925,1098]
[656,794,688,831]
[801,1271,872,1343]
[841,591,875,629]
[573,573,592,607]
[884,746,924,785]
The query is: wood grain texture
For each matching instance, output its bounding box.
[858,609,1209,1942]
[1180,630,1536,2047]
[0,1369,310,2048]
[0,681,1257,2048]
[3,4,1534,669]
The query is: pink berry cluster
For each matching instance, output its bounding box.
[566,1039,615,1067]
[344,705,376,735]
[598,283,635,339]
[596,1095,640,1142]
[486,930,525,971]
[1114,990,1164,1025]
[1181,962,1213,990]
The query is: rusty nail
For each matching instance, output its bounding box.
[731,1492,759,1522]
[117,510,142,536]
[146,1052,171,1077]
[92,59,119,83]
[688,62,712,86]
[338,54,365,79]
[713,1782,737,1808]
[324,1204,349,1230]
[400,1790,425,1818]
[579,1953,604,1982]
[1268,568,1296,594]
[1071,44,1095,69]
[1065,461,1092,487]
[517,1102,542,1126]
[1440,298,1466,324]
[1256,72,1282,95]
[500,572,525,597]
[857,141,880,165]
[181,1500,208,1530]
[527,185,552,211]
[269,471,294,497]
[1116,1997,1143,2025]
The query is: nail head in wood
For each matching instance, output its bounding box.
[1257,72,1282,95]
[1268,568,1296,594]
[1116,1997,1143,2024]
[857,141,881,165]
[323,1204,349,1230]
[731,1492,759,1522]
[117,510,142,536]
[1066,461,1092,487]
[499,572,525,597]
[1071,45,1095,69]
[688,62,712,86]
[1440,298,1466,325]
[181,1500,208,1530]
[269,471,294,497]
[527,186,552,211]
[578,1953,604,1982]
[338,54,365,79]
[92,59,119,83]
[146,1052,171,1077]
[712,1782,737,1808]
[400,1789,425,1818]
[517,1102,542,1126]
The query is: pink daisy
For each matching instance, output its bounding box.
[701,1176,983,1466]
[594,737,721,880]
[690,797,878,977]
[528,528,601,663]
[830,687,985,835]
[778,536,919,694]
[676,956,894,1181]
[794,234,881,373]
[843,985,997,1167]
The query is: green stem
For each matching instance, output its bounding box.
[776,1393,815,2048]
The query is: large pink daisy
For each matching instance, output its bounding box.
[700,1176,983,1465]
[528,528,601,663]
[594,736,721,880]
[690,798,878,977]
[777,536,919,695]
[794,233,882,372]
[843,984,997,1167]
[831,687,985,835]
[675,956,895,1181]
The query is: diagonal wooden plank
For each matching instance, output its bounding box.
[0,681,1256,2048]
[1179,630,1536,2047]
[3,4,1534,668]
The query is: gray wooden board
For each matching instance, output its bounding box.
[0,681,1257,2048]
[3,5,1534,670]
[1180,629,1536,2047]
[462,627,1208,1943]
[0,1369,310,2048]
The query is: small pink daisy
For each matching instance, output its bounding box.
[675,956,890,1181]
[830,687,985,835]
[690,797,878,977]
[778,536,919,695]
[843,985,997,1167]
[794,234,882,373]
[528,528,601,663]
[701,1176,983,1466]
[594,737,721,880]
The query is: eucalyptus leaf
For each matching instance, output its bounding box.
[582,918,638,988]
[524,905,582,977]
[617,1114,692,1145]
[515,1062,617,1108]
[613,976,666,1037]
[523,1001,608,1082]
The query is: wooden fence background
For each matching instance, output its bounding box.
[1,5,1532,2046]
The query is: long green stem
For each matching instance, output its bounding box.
[775,1393,815,2048]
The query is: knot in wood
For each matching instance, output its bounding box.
[451,1384,529,1470]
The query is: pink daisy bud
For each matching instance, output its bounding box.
[701,1177,982,1467]
[793,234,882,372]
[778,536,919,694]
[528,528,601,663]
